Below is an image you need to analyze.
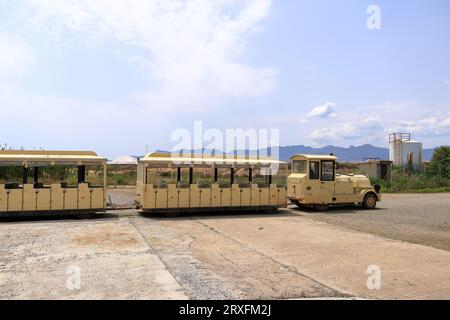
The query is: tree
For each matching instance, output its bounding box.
[426,146,450,179]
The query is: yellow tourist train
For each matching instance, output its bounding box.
[0,150,107,217]
[0,149,381,218]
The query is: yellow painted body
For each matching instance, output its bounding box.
[23,184,36,211]
[0,183,105,213]
[288,154,381,206]
[0,150,107,216]
[7,189,23,211]
[51,184,64,210]
[137,153,287,213]
[138,183,286,211]
[0,185,6,212]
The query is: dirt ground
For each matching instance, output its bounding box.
[106,189,450,251]
[0,190,449,300]
[295,193,450,252]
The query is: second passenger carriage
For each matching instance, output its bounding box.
[137,153,288,213]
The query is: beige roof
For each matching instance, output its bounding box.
[0,150,106,166]
[140,152,286,166]
[290,154,338,161]
[357,160,393,164]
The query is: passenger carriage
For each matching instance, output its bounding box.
[137,153,288,213]
[0,150,107,217]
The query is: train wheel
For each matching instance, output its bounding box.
[363,194,377,209]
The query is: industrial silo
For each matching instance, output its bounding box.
[389,133,423,170]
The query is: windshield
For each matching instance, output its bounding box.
[292,160,307,173]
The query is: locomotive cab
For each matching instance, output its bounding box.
[288,154,381,211]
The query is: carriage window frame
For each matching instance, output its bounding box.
[192,165,214,187]
[233,166,250,185]
[292,160,307,174]
[271,164,288,187]
[309,161,320,180]
[321,160,335,182]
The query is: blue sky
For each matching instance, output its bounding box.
[1,0,449,158]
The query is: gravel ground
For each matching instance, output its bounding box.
[107,188,450,251]
[107,187,137,206]
[0,217,187,300]
[291,193,450,251]
[1,191,449,300]
[171,211,450,299]
[131,214,342,299]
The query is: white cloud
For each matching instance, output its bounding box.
[395,114,450,137]
[305,101,450,146]
[307,102,337,119]
[8,0,276,112]
[0,33,34,77]
[0,87,170,157]
[308,116,383,143]
[443,80,450,87]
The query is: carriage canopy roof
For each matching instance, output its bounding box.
[140,153,286,166]
[290,154,338,161]
[0,150,106,166]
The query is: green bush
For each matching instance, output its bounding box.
[114,175,125,185]
[424,146,450,179]
[366,147,450,193]
[107,168,136,186]
[370,164,450,193]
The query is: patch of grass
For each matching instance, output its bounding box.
[369,166,450,194]
[107,165,137,186]
[403,187,450,193]
[380,187,450,194]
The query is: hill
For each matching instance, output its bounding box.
[144,144,436,162]
[278,144,435,162]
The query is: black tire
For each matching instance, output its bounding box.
[363,193,377,209]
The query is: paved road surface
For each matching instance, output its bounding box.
[294,193,450,251]
[0,193,449,299]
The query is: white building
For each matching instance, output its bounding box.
[389,133,423,169]
[109,156,138,165]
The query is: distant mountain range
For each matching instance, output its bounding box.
[146,144,436,162]
[276,144,435,162]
